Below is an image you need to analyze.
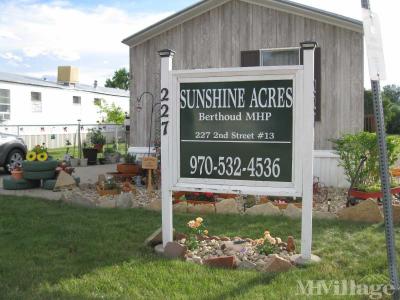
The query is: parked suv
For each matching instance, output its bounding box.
[0,133,27,173]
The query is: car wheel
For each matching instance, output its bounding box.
[6,149,24,173]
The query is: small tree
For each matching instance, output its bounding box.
[96,101,126,124]
[105,68,130,90]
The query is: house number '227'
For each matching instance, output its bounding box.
[160,88,169,135]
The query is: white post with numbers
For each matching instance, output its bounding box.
[159,49,175,247]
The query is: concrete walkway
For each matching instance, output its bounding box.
[0,164,118,201]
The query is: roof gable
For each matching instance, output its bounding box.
[122,0,362,47]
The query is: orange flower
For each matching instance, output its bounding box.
[204,230,208,235]
[196,217,203,223]
[187,220,196,228]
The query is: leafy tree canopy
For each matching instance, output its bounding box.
[105,68,130,90]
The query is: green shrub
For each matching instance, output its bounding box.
[332,132,400,190]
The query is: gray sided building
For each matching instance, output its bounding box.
[123,0,363,150]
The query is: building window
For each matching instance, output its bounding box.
[31,91,42,112]
[94,98,102,106]
[0,89,10,121]
[241,47,321,121]
[261,48,300,66]
[73,96,81,104]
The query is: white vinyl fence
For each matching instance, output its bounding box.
[313,150,349,188]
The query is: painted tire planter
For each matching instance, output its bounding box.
[22,160,58,172]
[349,187,400,200]
[3,176,40,190]
[23,170,56,180]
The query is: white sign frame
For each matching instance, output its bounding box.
[170,67,304,197]
[159,45,316,260]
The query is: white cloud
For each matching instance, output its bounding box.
[0,1,171,62]
[0,52,23,62]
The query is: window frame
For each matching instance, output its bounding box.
[31,91,42,113]
[259,47,301,66]
[0,88,10,121]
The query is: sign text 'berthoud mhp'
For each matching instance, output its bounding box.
[180,80,293,182]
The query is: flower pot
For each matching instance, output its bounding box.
[93,144,104,153]
[82,148,98,165]
[11,170,23,180]
[117,163,139,174]
[79,158,88,167]
[70,158,79,167]
[349,187,400,200]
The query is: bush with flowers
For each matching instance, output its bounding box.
[185,217,208,250]
[26,144,49,161]
[255,230,281,255]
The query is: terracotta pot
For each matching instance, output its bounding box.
[11,170,23,180]
[349,187,400,200]
[93,144,104,153]
[117,163,140,174]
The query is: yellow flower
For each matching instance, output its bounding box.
[26,151,37,161]
[204,230,208,235]
[187,220,196,228]
[196,217,203,223]
[37,152,48,161]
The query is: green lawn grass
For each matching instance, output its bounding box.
[0,196,398,299]
[48,143,127,161]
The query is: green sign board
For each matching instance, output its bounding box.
[180,80,293,182]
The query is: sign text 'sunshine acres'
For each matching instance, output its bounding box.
[180,80,293,182]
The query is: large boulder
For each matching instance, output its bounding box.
[187,203,215,214]
[215,199,239,214]
[392,205,400,224]
[54,170,76,191]
[282,204,302,219]
[163,242,187,259]
[203,256,236,269]
[337,199,383,223]
[245,202,281,216]
[263,255,293,273]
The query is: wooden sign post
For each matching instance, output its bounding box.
[142,156,158,192]
[159,43,316,261]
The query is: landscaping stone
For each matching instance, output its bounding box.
[237,260,257,270]
[313,211,337,220]
[203,256,236,269]
[116,193,133,208]
[173,202,187,213]
[245,202,281,216]
[392,205,400,224]
[62,188,95,207]
[164,242,187,259]
[54,171,76,191]
[148,198,162,211]
[187,203,215,214]
[337,199,383,223]
[97,198,116,208]
[215,199,239,214]
[154,244,164,255]
[282,204,302,219]
[290,254,322,266]
[263,255,293,273]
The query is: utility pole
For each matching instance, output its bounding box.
[361,1,399,298]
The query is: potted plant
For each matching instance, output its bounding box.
[89,128,106,153]
[82,142,98,165]
[10,164,23,180]
[104,143,121,164]
[117,153,139,174]
[333,132,400,201]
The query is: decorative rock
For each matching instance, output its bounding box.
[237,260,257,270]
[145,227,163,247]
[192,256,203,264]
[164,242,187,259]
[245,203,281,216]
[290,254,322,265]
[97,199,116,208]
[98,174,106,184]
[286,236,296,252]
[187,203,215,214]
[263,255,293,272]
[148,198,162,211]
[313,211,337,220]
[64,189,95,207]
[203,256,236,269]
[154,244,164,255]
[54,171,77,191]
[175,232,187,241]
[215,199,239,214]
[392,205,400,224]
[219,236,230,241]
[116,193,133,208]
[282,204,302,219]
[173,202,187,213]
[337,199,383,223]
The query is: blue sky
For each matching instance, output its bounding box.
[0,0,398,87]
